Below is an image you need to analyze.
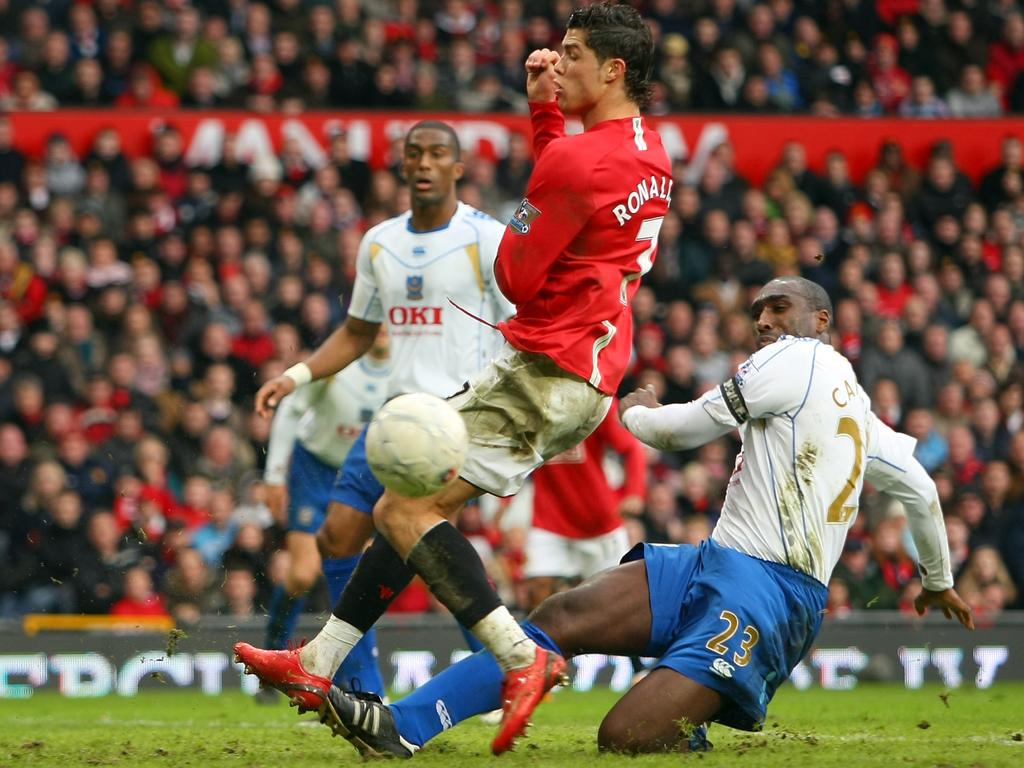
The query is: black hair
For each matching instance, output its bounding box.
[771,276,834,320]
[566,1,655,109]
[405,120,461,161]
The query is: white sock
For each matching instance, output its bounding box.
[298,615,363,678]
[471,606,537,672]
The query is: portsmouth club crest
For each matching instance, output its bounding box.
[509,198,541,234]
[406,274,424,300]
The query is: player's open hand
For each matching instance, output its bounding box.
[914,587,975,630]
[525,48,560,102]
[618,385,662,419]
[255,375,296,419]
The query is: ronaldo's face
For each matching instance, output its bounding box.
[402,128,463,207]
[553,30,605,115]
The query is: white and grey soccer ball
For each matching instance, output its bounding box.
[366,393,469,498]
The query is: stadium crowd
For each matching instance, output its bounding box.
[0,0,1021,116]
[1,0,1024,627]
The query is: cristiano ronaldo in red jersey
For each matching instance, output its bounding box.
[234,4,666,757]
[495,20,672,394]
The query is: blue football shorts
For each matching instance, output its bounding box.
[287,442,338,534]
[328,426,384,516]
[623,538,828,730]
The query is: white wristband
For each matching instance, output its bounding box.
[283,362,313,387]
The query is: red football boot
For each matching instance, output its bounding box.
[491,647,570,755]
[233,642,331,712]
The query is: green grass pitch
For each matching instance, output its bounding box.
[1,684,1022,767]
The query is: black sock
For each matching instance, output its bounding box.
[405,521,501,628]
[332,535,414,632]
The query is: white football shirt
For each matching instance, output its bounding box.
[265,356,391,482]
[701,337,949,588]
[347,202,514,399]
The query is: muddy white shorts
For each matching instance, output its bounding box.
[449,344,611,497]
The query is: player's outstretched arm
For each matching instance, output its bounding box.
[619,385,734,451]
[914,587,975,629]
[863,414,971,628]
[254,317,381,418]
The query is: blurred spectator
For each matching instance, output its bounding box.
[831,537,897,609]
[868,33,910,113]
[947,65,1003,117]
[904,408,949,473]
[220,564,259,618]
[163,546,221,624]
[110,565,168,616]
[859,321,932,410]
[956,545,1018,614]
[148,5,219,96]
[899,75,950,118]
[872,516,917,596]
[116,63,179,108]
[986,11,1024,110]
[191,486,240,567]
[74,510,146,614]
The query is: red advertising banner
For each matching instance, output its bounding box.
[7,109,1024,187]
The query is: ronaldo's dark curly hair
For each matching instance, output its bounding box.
[566,2,655,109]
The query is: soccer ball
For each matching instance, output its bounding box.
[365,393,469,497]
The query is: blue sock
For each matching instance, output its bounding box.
[264,585,306,650]
[334,627,385,696]
[323,555,385,696]
[390,620,562,747]
[458,622,485,653]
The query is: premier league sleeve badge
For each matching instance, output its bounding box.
[508,198,541,234]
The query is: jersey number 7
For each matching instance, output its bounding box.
[619,216,664,305]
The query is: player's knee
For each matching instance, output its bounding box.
[597,714,672,755]
[316,524,363,559]
[596,715,640,754]
[370,496,400,535]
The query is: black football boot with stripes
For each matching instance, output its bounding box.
[320,685,419,759]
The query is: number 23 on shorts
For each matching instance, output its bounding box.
[705,610,761,667]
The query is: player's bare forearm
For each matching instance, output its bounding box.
[914,587,975,630]
[255,318,380,418]
[304,317,379,380]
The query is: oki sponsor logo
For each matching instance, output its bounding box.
[388,306,443,325]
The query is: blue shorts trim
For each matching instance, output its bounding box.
[328,426,384,516]
[625,539,828,731]
[287,443,338,533]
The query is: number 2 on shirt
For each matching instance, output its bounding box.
[619,216,664,305]
[827,416,864,524]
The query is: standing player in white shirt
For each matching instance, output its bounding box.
[259,330,390,694]
[309,276,973,758]
[244,121,513,697]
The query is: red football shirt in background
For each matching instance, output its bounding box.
[495,101,672,395]
[531,405,646,539]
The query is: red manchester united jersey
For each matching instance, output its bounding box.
[495,102,672,394]
[531,405,647,539]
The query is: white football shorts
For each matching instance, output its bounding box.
[449,343,611,497]
[523,525,631,580]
